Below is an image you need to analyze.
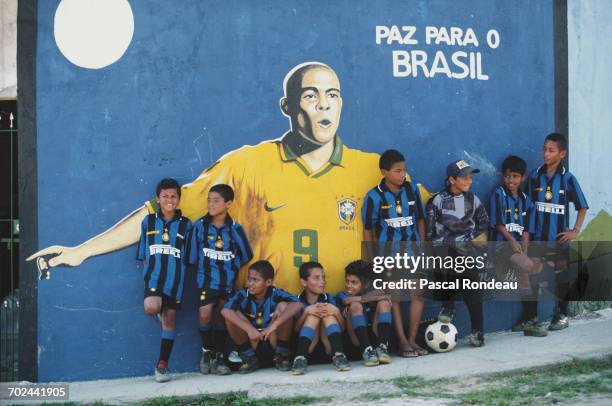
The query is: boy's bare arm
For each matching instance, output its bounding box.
[360,289,391,303]
[272,302,303,327]
[495,224,522,253]
[557,208,588,242]
[221,308,261,339]
[27,205,149,267]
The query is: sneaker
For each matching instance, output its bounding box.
[332,353,351,372]
[154,364,171,383]
[511,321,526,332]
[211,352,232,375]
[468,331,485,347]
[273,352,292,371]
[362,346,379,367]
[438,308,455,324]
[523,319,548,337]
[238,354,259,374]
[376,343,391,364]
[548,313,569,331]
[291,355,307,375]
[199,348,212,374]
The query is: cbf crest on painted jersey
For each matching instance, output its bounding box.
[189,214,253,292]
[362,179,425,242]
[489,186,533,242]
[136,210,193,301]
[224,287,299,329]
[526,165,588,241]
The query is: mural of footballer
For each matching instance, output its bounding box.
[29,62,428,294]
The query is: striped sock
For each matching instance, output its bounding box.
[325,323,343,354]
[377,312,392,347]
[296,326,315,357]
[351,314,370,351]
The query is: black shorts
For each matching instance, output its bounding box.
[255,339,276,367]
[198,288,233,307]
[143,288,181,310]
[308,341,331,364]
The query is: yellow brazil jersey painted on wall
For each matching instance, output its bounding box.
[147,135,429,294]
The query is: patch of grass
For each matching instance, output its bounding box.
[457,357,612,405]
[135,392,328,406]
[392,375,455,399]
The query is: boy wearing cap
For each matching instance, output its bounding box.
[426,160,489,347]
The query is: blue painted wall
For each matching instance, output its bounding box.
[35,0,555,381]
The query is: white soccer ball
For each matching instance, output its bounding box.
[425,321,458,352]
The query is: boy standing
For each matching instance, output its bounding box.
[426,160,489,347]
[362,149,428,357]
[221,260,303,373]
[336,260,393,366]
[189,184,253,375]
[489,156,546,336]
[292,261,351,375]
[137,178,193,382]
[526,133,588,331]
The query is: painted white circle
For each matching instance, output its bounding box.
[54,0,134,69]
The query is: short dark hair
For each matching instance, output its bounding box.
[379,149,405,170]
[501,155,527,175]
[209,184,234,202]
[249,260,275,281]
[284,63,333,111]
[344,260,372,285]
[299,261,323,280]
[545,133,568,151]
[156,178,181,197]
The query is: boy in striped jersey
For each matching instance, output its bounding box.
[526,133,588,331]
[489,155,545,337]
[222,260,302,373]
[137,178,193,382]
[291,261,351,375]
[189,184,253,375]
[362,149,428,357]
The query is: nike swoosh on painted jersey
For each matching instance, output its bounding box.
[264,202,287,212]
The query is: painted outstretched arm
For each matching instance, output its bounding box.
[27,205,149,269]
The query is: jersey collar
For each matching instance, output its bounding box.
[156,209,183,223]
[537,164,566,176]
[298,290,326,304]
[201,213,234,227]
[279,132,344,177]
[377,178,408,195]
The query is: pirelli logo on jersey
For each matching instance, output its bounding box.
[202,248,235,261]
[505,223,524,234]
[384,216,414,228]
[536,202,565,215]
[149,244,181,258]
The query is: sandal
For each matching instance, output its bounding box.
[398,344,419,358]
[412,345,429,356]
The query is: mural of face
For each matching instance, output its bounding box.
[292,67,342,145]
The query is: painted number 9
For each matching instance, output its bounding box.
[293,229,318,267]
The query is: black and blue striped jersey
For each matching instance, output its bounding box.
[224,287,299,329]
[298,291,337,307]
[136,210,193,301]
[362,179,425,242]
[526,165,588,241]
[189,214,253,291]
[489,186,533,242]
